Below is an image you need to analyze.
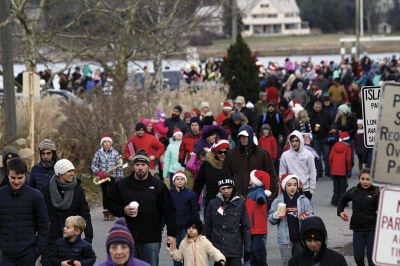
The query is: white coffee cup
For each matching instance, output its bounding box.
[129,201,139,217]
[277,203,286,217]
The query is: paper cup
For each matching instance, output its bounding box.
[129,201,139,217]
[277,203,286,217]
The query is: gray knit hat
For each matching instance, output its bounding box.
[38,139,56,151]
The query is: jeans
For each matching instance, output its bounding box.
[353,231,375,266]
[279,242,302,266]
[174,228,187,266]
[135,242,161,266]
[251,234,268,266]
[313,138,330,176]
[332,175,347,205]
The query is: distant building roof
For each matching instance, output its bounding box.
[238,0,300,14]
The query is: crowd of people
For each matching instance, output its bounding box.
[1,53,395,266]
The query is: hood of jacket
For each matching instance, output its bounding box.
[205,151,224,170]
[288,130,304,153]
[333,141,350,153]
[237,124,255,149]
[300,216,328,249]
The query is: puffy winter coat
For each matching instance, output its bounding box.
[163,138,184,178]
[329,141,352,176]
[179,131,201,163]
[50,237,96,266]
[29,163,55,191]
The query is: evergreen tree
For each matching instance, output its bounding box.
[222,34,259,103]
[388,0,400,31]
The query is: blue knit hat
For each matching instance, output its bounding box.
[106,218,135,255]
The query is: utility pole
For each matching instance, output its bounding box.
[231,0,238,44]
[355,0,360,58]
[0,0,17,143]
[360,0,364,36]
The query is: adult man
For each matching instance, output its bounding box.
[288,216,348,266]
[204,178,251,266]
[279,130,317,200]
[124,122,165,173]
[108,150,177,266]
[257,102,286,144]
[223,125,278,199]
[0,158,49,265]
[165,105,188,138]
[29,139,58,191]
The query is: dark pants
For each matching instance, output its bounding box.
[332,175,347,205]
[214,257,242,266]
[313,138,330,176]
[1,252,36,266]
[101,179,115,210]
[251,234,268,266]
[353,231,375,266]
[174,228,187,266]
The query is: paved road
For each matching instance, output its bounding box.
[90,175,360,265]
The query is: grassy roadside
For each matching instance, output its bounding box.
[79,175,102,208]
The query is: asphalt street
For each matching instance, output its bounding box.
[91,175,360,266]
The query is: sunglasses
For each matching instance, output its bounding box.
[217,150,227,155]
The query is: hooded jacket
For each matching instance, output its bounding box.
[222,125,278,199]
[279,130,317,193]
[288,216,348,266]
[179,130,201,163]
[163,137,184,178]
[329,141,352,176]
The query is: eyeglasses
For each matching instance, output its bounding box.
[217,150,227,155]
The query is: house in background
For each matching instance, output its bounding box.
[238,0,310,36]
[196,5,225,36]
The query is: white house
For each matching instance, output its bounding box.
[196,5,225,36]
[238,0,310,36]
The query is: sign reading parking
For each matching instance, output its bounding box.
[373,187,400,265]
[371,82,400,185]
[361,86,381,148]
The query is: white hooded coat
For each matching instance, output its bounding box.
[279,130,317,193]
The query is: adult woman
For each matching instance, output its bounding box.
[337,169,379,266]
[193,140,230,211]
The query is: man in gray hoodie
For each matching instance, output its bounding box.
[279,130,317,200]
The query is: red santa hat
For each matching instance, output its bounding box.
[339,131,350,141]
[211,139,230,153]
[250,170,271,197]
[172,170,187,183]
[173,128,183,137]
[222,101,232,111]
[280,173,300,191]
[100,134,113,145]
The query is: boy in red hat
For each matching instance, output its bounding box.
[329,131,353,206]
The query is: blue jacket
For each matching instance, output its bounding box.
[29,163,55,191]
[163,138,184,178]
[170,188,199,228]
[50,236,96,266]
[0,184,49,259]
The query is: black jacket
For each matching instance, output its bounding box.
[193,152,225,208]
[204,193,251,258]
[0,185,49,259]
[50,236,96,266]
[309,110,331,140]
[289,216,348,266]
[41,179,93,244]
[337,184,379,231]
[108,173,177,244]
[165,117,188,138]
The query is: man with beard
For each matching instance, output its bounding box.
[165,105,188,138]
[29,139,58,191]
[108,150,177,266]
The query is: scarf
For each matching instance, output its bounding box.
[49,175,77,210]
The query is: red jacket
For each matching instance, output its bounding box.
[215,112,229,125]
[179,131,201,163]
[246,187,269,234]
[258,136,278,160]
[329,141,352,176]
[265,86,279,105]
[124,133,165,169]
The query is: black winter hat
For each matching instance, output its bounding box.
[185,218,203,235]
[135,122,145,132]
[130,149,150,165]
[174,105,183,113]
[190,116,201,127]
[218,178,235,189]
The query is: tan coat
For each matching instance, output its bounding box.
[170,235,225,266]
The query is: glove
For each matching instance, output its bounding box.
[97,171,107,180]
[243,251,251,262]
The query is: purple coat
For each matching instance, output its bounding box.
[98,256,150,266]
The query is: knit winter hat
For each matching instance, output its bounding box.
[339,131,350,142]
[235,96,245,104]
[135,122,145,132]
[304,229,325,243]
[106,218,135,255]
[100,134,113,146]
[183,112,191,119]
[173,128,183,137]
[190,116,201,126]
[232,111,242,121]
[38,139,56,151]
[54,159,75,176]
[357,119,363,126]
[250,170,271,197]
[174,105,183,113]
[192,108,201,117]
[185,218,203,235]
[2,146,19,161]
[130,150,150,165]
[218,178,235,189]
[211,139,230,153]
[246,101,254,109]
[338,103,351,114]
[200,101,210,109]
[172,170,187,183]
[280,173,300,191]
[223,101,232,110]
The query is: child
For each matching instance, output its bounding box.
[329,131,352,206]
[50,215,96,266]
[258,124,278,161]
[91,134,123,221]
[246,170,272,266]
[169,171,200,266]
[163,128,185,188]
[167,218,226,266]
[337,169,379,266]
[355,119,365,171]
[268,174,314,266]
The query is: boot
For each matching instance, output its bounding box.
[103,210,109,221]
[109,213,115,221]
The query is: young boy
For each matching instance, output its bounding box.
[169,171,200,266]
[50,215,96,266]
[258,124,278,161]
[269,174,314,266]
[168,218,226,266]
[204,178,251,266]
